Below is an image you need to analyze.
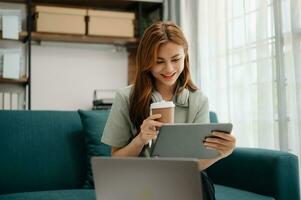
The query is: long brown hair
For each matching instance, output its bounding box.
[129,21,198,131]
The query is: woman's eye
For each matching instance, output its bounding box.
[156,61,164,64]
[172,58,180,62]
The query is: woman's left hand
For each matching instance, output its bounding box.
[203,131,236,159]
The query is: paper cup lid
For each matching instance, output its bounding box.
[150,101,175,109]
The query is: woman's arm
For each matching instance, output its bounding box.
[112,114,163,157]
[111,136,144,157]
[198,158,221,171]
[199,131,236,171]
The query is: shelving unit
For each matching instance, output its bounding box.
[19,31,139,46]
[2,0,163,10]
[0,2,28,110]
[0,77,29,85]
[2,0,163,38]
[0,0,164,109]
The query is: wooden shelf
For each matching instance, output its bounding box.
[0,31,22,42]
[0,0,162,10]
[0,77,29,85]
[19,32,139,46]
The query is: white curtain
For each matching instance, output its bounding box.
[198,0,280,149]
[168,0,301,180]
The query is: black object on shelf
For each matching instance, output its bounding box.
[92,99,113,110]
[93,105,112,110]
[92,89,115,110]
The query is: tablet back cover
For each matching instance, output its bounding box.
[151,123,232,159]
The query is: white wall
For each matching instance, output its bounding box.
[31,42,128,110]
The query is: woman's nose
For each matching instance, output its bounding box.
[164,61,174,72]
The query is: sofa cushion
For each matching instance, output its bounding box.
[78,110,111,189]
[215,184,275,200]
[0,189,95,200]
[0,111,86,195]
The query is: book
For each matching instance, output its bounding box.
[3,51,21,79]
[0,92,3,109]
[11,92,18,110]
[3,92,10,110]
[0,9,21,39]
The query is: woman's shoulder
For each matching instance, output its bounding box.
[116,85,133,96]
[189,89,208,101]
[175,87,207,107]
[115,85,133,103]
[187,89,209,109]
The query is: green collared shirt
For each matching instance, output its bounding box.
[101,85,209,157]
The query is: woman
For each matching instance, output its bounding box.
[101,21,236,200]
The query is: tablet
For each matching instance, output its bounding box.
[150,123,233,159]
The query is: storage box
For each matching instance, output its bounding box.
[88,10,135,37]
[34,5,86,34]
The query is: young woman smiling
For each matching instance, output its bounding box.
[101,21,236,200]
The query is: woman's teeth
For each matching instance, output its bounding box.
[161,73,175,79]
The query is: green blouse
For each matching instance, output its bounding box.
[101,85,209,156]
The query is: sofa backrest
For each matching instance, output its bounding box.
[0,111,87,194]
[209,111,218,123]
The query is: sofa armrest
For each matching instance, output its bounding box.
[207,147,300,200]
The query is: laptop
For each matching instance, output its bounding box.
[92,157,203,200]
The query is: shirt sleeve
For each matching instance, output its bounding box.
[192,95,210,124]
[101,90,133,148]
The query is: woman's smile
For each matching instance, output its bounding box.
[161,72,176,80]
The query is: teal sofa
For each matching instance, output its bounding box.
[0,110,300,200]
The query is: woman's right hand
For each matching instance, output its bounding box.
[137,114,163,145]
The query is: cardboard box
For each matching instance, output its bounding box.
[88,10,135,37]
[34,5,86,34]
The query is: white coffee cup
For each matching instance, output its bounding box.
[149,101,175,147]
[150,101,175,124]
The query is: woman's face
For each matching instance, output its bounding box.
[151,42,185,89]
